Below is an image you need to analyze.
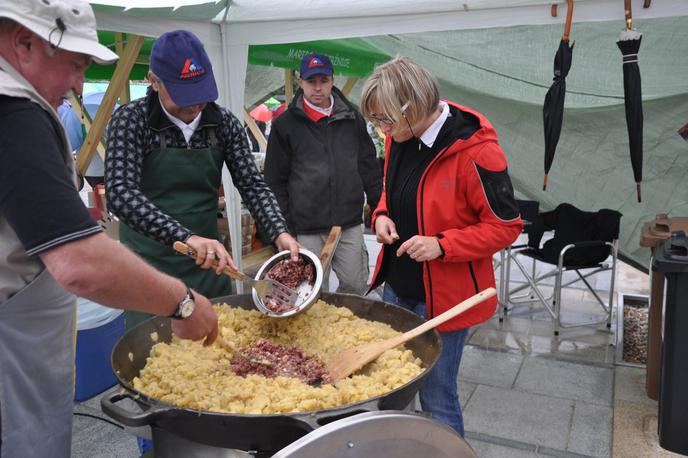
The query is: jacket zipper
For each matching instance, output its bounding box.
[467,261,479,294]
[418,145,450,319]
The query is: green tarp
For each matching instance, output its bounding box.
[86,34,389,81]
[85,31,152,81]
[248,38,389,77]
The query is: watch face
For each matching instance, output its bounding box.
[179,298,195,319]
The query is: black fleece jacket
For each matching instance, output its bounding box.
[264,87,382,234]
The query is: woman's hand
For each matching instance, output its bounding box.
[185,235,236,274]
[275,232,301,262]
[396,235,443,262]
[375,215,400,245]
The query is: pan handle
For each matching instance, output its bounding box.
[101,391,173,427]
[301,399,379,429]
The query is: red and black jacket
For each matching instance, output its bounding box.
[370,101,523,332]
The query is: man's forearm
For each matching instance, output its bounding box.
[40,233,184,316]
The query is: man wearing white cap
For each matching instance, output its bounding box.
[0,2,219,456]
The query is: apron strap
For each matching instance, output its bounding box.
[158,131,167,149]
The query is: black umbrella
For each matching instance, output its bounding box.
[542,0,574,191]
[617,0,644,203]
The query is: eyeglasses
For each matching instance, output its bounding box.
[369,114,394,127]
[369,101,410,128]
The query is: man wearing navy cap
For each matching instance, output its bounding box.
[265,53,382,295]
[106,30,299,325]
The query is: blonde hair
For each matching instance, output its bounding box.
[360,56,440,127]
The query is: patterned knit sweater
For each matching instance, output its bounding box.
[105,90,288,245]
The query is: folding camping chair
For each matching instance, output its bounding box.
[497,199,540,321]
[503,203,622,335]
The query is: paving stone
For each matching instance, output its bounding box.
[468,326,524,352]
[529,335,615,365]
[460,381,478,409]
[613,399,683,458]
[467,436,540,458]
[568,401,612,457]
[460,346,524,388]
[71,409,139,458]
[614,366,657,406]
[469,328,614,366]
[514,356,613,406]
[463,385,573,450]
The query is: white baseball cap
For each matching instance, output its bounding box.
[0,0,118,65]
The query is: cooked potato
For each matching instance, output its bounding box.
[133,300,423,414]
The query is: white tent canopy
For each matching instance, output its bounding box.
[90,0,688,272]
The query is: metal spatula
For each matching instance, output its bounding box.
[172,241,299,312]
[216,336,272,367]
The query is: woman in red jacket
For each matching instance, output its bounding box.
[361,57,522,436]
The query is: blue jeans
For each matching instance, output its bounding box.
[383,284,469,436]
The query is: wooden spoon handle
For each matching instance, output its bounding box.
[396,287,496,344]
[172,241,245,280]
[319,226,342,272]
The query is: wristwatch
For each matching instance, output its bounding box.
[170,287,196,320]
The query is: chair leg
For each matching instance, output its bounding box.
[553,267,563,336]
[607,241,619,329]
[498,249,505,322]
[503,246,513,317]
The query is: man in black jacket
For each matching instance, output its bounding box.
[265,53,382,294]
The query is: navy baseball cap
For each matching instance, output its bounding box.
[150,30,218,107]
[299,53,334,79]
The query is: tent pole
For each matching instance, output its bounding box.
[76,35,144,175]
[217,23,249,291]
[115,32,131,104]
[285,68,294,104]
[70,95,106,162]
[341,77,359,97]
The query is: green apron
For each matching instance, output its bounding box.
[119,128,232,329]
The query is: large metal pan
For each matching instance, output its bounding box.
[102,292,441,453]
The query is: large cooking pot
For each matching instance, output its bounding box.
[102,292,441,454]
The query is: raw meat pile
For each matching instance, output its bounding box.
[265,257,315,289]
[230,339,331,385]
[262,257,315,313]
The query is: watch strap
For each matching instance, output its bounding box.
[170,287,194,319]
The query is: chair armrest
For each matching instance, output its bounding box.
[566,240,610,249]
[558,240,616,267]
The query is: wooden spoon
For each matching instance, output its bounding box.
[319,226,342,272]
[325,287,497,383]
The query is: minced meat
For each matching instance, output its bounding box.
[262,256,316,313]
[265,257,315,290]
[230,339,331,385]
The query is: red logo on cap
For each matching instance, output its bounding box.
[180,58,205,79]
[308,57,325,68]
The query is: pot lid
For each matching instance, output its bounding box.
[272,410,477,458]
